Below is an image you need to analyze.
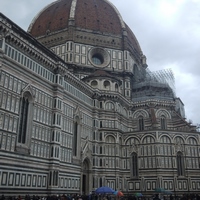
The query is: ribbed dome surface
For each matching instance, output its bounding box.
[28,0,142,56]
[29,0,71,37]
[29,0,122,37]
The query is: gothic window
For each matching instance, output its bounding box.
[18,90,34,146]
[49,170,58,186]
[18,97,29,143]
[105,102,114,110]
[138,116,144,131]
[131,153,138,177]
[161,115,167,129]
[73,121,78,156]
[177,151,185,176]
[100,159,102,166]
[53,171,58,186]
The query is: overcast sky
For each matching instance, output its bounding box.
[1,0,200,125]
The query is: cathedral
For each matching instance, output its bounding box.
[0,0,200,197]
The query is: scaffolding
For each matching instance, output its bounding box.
[133,68,176,101]
[146,68,176,96]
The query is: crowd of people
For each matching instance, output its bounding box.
[1,193,200,200]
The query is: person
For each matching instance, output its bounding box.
[153,194,160,200]
[17,196,22,200]
[1,195,5,200]
[180,194,187,200]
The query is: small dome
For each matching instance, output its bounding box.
[28,0,143,58]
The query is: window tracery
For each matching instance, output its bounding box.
[138,116,144,131]
[161,115,167,130]
[18,97,29,144]
[131,152,138,177]
[105,102,115,110]
[177,151,185,176]
[17,90,34,148]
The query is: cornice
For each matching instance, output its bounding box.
[0,13,68,75]
[64,71,94,97]
[94,90,131,108]
[132,98,175,109]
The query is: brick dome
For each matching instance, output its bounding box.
[28,0,142,57]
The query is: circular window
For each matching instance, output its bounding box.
[91,80,98,87]
[89,47,110,68]
[92,54,104,65]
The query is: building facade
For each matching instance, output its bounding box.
[0,0,199,196]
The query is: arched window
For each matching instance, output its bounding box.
[161,115,167,129]
[115,84,119,92]
[18,97,29,143]
[73,121,78,156]
[53,171,58,186]
[17,90,34,148]
[138,116,144,131]
[105,102,114,110]
[104,80,110,90]
[131,153,138,177]
[177,151,185,176]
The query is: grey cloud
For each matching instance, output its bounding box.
[1,0,200,124]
